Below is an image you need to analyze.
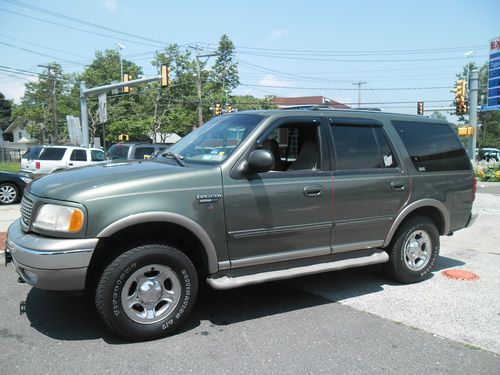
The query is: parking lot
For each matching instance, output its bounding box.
[0,186,499,373]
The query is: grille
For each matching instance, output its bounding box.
[20,193,34,230]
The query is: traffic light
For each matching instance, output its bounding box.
[161,64,171,88]
[455,79,467,115]
[457,126,474,137]
[227,104,232,113]
[123,73,130,93]
[417,101,424,115]
[214,103,221,116]
[118,134,129,141]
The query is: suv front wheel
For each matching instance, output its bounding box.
[386,216,440,284]
[95,244,198,341]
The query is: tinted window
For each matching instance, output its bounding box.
[331,125,396,170]
[70,149,87,161]
[39,148,66,160]
[134,147,155,159]
[22,146,43,159]
[91,150,106,161]
[392,121,470,172]
[106,144,130,159]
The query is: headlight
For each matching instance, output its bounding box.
[33,204,84,233]
[20,177,32,184]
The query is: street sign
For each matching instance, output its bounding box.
[66,115,83,145]
[486,36,500,111]
[98,93,108,123]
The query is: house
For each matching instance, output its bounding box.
[272,96,350,109]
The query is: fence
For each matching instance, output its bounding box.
[0,147,23,162]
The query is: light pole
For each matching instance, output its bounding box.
[117,43,126,81]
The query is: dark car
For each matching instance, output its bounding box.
[0,172,31,205]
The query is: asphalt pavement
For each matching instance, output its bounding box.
[0,188,499,374]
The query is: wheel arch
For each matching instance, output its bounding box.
[383,199,450,248]
[86,212,219,289]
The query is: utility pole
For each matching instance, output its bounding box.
[39,64,58,143]
[468,70,479,162]
[352,81,367,108]
[189,46,218,129]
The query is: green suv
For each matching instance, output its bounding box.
[5,109,476,341]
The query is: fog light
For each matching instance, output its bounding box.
[23,269,38,284]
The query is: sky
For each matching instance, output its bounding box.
[0,0,498,117]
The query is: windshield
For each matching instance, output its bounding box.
[106,144,130,159]
[168,114,264,164]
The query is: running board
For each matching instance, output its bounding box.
[207,249,389,290]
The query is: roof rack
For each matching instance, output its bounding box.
[280,105,330,111]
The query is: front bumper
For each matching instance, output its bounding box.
[5,219,98,291]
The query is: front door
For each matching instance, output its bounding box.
[223,117,333,267]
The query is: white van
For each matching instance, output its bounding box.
[21,145,107,175]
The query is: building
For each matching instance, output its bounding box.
[272,96,350,109]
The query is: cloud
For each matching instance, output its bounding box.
[0,77,37,104]
[102,0,118,12]
[259,74,294,88]
[269,29,288,41]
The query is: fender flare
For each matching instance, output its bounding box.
[382,199,450,248]
[97,212,219,273]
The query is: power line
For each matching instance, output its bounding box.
[0,7,161,48]
[3,0,170,46]
[0,40,84,64]
[240,83,454,91]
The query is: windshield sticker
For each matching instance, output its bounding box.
[202,154,213,160]
[383,155,393,167]
[218,151,225,156]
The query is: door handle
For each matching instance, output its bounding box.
[68,163,74,166]
[304,185,323,197]
[390,181,406,190]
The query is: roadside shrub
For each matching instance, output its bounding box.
[474,160,500,182]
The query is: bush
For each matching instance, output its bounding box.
[474,160,500,182]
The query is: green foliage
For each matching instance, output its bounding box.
[208,34,240,104]
[474,161,500,182]
[0,162,20,173]
[0,92,12,134]
[232,95,277,111]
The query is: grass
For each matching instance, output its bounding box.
[0,162,21,173]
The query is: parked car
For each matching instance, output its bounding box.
[106,142,172,160]
[6,109,475,341]
[21,145,107,175]
[0,171,31,205]
[477,147,500,162]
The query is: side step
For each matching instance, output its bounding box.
[207,249,389,290]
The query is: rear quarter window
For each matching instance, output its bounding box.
[392,121,470,172]
[39,147,67,161]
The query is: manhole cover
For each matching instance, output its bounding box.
[441,269,479,281]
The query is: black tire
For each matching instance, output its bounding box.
[95,244,198,341]
[386,216,440,284]
[0,182,19,205]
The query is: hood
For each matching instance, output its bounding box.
[29,160,189,202]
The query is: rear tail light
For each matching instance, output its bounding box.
[35,161,40,169]
[472,176,476,202]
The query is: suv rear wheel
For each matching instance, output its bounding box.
[386,216,439,284]
[95,244,198,341]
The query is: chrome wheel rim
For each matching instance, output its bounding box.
[0,184,17,204]
[121,264,181,324]
[403,230,432,271]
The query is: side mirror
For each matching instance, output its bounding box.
[247,149,274,174]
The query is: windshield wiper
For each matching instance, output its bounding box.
[161,151,186,167]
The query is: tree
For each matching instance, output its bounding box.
[232,95,276,111]
[12,63,77,143]
[0,92,12,140]
[208,34,239,105]
[430,111,447,121]
[78,49,144,145]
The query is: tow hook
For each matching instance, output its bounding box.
[20,301,26,315]
[4,250,12,266]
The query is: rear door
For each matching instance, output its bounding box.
[328,117,410,252]
[68,149,89,168]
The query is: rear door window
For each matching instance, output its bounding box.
[134,147,155,159]
[392,121,470,172]
[39,148,67,160]
[331,124,397,170]
[70,149,88,161]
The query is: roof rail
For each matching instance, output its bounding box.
[280,105,330,111]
